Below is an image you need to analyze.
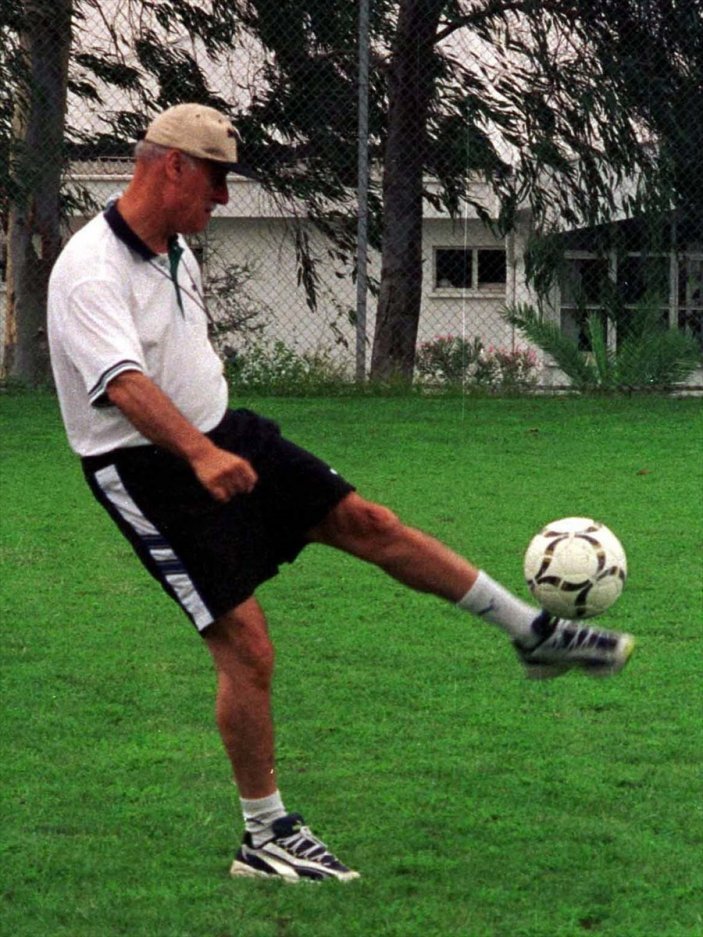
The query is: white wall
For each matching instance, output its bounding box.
[0,165,543,378]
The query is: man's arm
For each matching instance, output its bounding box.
[107,370,257,503]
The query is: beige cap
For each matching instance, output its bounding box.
[144,103,253,176]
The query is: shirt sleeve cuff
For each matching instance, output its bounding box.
[89,360,144,408]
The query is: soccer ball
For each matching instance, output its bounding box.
[524,517,627,619]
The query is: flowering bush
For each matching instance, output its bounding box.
[474,345,539,390]
[415,335,539,390]
[415,335,483,384]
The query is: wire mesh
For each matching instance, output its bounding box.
[2,0,701,389]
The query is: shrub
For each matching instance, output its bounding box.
[227,340,351,394]
[415,334,538,391]
[474,345,539,391]
[504,301,701,391]
[415,335,483,384]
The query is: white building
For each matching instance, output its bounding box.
[2,156,701,388]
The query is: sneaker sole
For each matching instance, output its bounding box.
[230,859,301,883]
[581,634,636,677]
[229,858,360,884]
[522,634,636,680]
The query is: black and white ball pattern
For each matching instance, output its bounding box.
[524,517,627,618]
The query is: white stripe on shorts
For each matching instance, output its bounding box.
[94,464,214,630]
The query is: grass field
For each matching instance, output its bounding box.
[1,391,702,937]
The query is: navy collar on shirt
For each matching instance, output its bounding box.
[103,201,181,261]
[104,201,157,260]
[104,201,187,314]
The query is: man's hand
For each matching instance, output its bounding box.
[106,371,258,501]
[191,445,258,502]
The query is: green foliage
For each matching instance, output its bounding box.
[415,335,539,391]
[5,0,703,383]
[505,302,701,391]
[570,0,703,216]
[204,262,269,360]
[616,303,702,388]
[415,335,483,384]
[473,345,540,392]
[0,8,25,219]
[226,340,351,395]
[9,0,694,273]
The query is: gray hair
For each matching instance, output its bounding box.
[134,139,197,167]
[134,139,168,162]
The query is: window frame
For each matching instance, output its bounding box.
[432,245,507,295]
[559,248,703,351]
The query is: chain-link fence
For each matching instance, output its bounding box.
[2,0,702,390]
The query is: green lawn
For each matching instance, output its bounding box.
[1,391,702,937]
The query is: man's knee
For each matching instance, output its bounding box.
[313,492,404,549]
[352,500,402,541]
[206,601,275,685]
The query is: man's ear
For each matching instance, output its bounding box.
[163,148,189,181]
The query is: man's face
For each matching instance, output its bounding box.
[175,155,230,234]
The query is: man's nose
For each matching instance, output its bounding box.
[213,182,229,205]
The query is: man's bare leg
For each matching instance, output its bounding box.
[308,492,635,675]
[308,492,479,599]
[307,492,546,643]
[204,597,277,799]
[205,596,360,880]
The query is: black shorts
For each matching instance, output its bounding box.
[82,408,355,632]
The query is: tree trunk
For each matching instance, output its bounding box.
[369,0,444,382]
[4,0,72,386]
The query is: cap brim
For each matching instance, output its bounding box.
[223,162,259,180]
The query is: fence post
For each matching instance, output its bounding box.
[355,0,370,382]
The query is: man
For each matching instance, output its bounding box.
[48,103,635,884]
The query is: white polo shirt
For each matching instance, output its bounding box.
[48,205,228,456]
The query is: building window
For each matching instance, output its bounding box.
[436,248,471,289]
[560,250,703,351]
[434,247,506,292]
[559,254,612,351]
[617,254,669,306]
[678,253,703,350]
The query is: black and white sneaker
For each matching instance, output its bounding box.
[515,611,635,680]
[230,813,360,883]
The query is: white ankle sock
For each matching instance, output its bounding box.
[457,570,539,643]
[240,790,287,845]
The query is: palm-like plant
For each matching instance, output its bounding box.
[504,302,700,391]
